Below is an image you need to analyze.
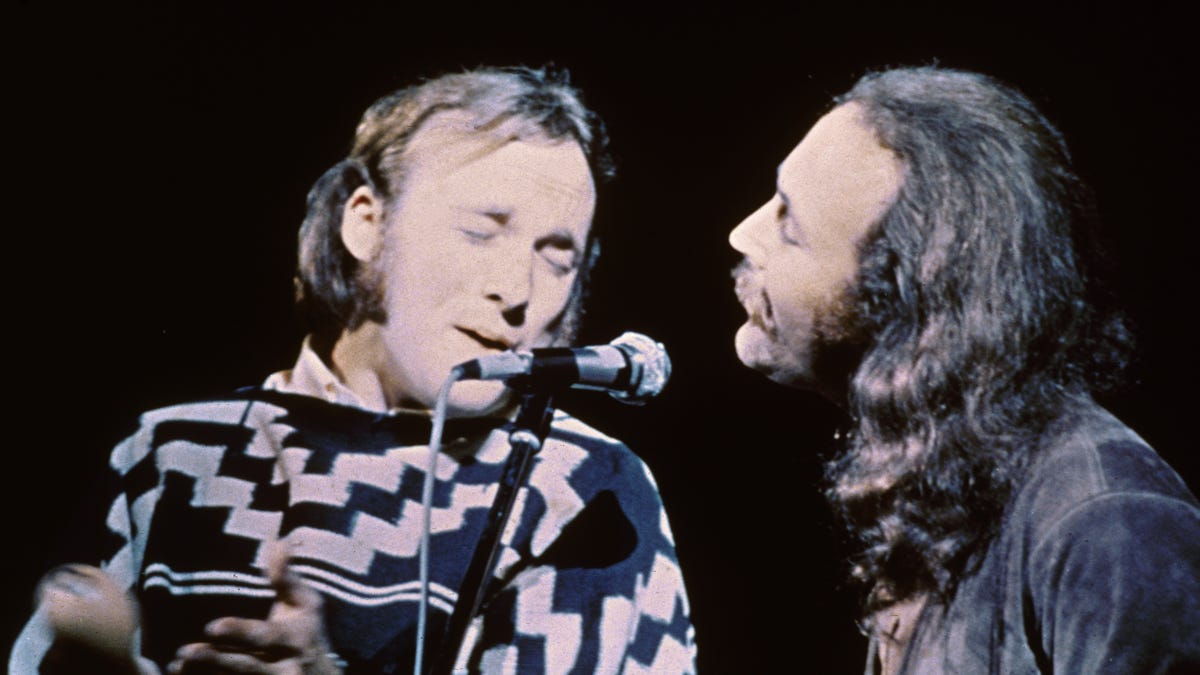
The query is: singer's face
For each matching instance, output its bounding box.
[370,131,595,416]
[729,103,901,398]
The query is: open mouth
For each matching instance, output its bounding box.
[733,264,773,329]
[456,327,513,352]
[747,291,774,331]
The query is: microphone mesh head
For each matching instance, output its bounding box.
[609,331,672,404]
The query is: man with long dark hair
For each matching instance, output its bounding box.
[11,66,696,674]
[730,66,1200,672]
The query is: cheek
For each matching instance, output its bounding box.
[764,262,817,328]
[527,273,576,325]
[383,245,470,307]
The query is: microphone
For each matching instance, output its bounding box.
[455,332,672,404]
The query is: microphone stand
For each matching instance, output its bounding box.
[427,389,555,675]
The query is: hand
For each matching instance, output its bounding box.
[36,563,148,674]
[168,543,341,674]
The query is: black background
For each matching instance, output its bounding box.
[7,2,1198,672]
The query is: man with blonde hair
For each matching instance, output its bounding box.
[13,65,696,674]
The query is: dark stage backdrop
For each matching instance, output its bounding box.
[8,3,1197,672]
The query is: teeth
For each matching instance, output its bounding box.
[733,270,773,331]
[732,265,755,304]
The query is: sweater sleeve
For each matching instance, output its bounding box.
[8,426,159,675]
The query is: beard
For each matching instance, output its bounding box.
[732,259,869,397]
[806,279,871,397]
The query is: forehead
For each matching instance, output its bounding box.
[400,111,578,180]
[397,113,596,236]
[779,102,903,236]
[437,141,595,208]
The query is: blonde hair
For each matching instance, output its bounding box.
[295,66,612,349]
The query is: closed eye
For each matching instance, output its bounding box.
[459,228,493,241]
[457,211,508,241]
[538,235,579,275]
[776,195,805,246]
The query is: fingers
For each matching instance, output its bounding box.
[167,642,304,674]
[168,642,334,674]
[202,617,292,653]
[37,564,139,661]
[263,541,321,611]
[168,619,298,674]
[190,587,331,668]
[166,544,336,673]
[263,540,292,590]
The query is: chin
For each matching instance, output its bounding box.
[734,323,818,388]
[444,380,514,418]
[734,322,777,372]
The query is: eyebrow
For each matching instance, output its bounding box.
[538,230,582,250]
[482,210,511,225]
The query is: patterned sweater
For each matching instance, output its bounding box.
[14,387,696,673]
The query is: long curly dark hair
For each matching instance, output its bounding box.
[824,67,1134,613]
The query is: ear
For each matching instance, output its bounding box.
[341,185,385,262]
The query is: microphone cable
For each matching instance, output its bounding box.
[413,365,465,675]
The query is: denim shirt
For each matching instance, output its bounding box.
[896,399,1200,673]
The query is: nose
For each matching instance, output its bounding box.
[483,250,532,326]
[729,200,773,257]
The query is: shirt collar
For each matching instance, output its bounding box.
[264,337,524,424]
[263,338,514,453]
[263,337,376,410]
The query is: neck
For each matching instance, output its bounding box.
[329,323,394,412]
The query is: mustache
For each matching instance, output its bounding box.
[731,258,754,281]
[731,259,774,333]
[731,259,758,302]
